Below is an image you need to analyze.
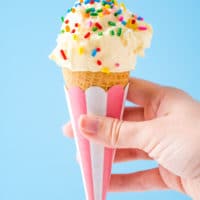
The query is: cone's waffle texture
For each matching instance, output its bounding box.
[62,68,130,91]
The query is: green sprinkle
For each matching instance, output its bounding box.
[61,16,65,22]
[97,9,103,13]
[90,12,98,16]
[86,8,91,13]
[92,27,98,32]
[98,32,103,36]
[60,29,65,34]
[86,7,95,13]
[117,28,122,36]
[108,21,116,26]
[110,30,115,36]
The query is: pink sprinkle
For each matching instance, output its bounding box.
[138,26,147,31]
[115,63,120,67]
[118,16,124,22]
[88,21,93,27]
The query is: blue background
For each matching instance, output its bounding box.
[1,0,199,199]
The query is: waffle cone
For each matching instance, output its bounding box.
[62,68,130,91]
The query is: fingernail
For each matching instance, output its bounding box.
[79,115,99,134]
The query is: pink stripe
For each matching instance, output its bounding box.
[102,85,125,200]
[68,87,94,200]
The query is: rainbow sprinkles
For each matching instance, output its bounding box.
[50,0,153,73]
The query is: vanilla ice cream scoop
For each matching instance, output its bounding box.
[50,0,153,73]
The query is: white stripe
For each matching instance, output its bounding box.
[64,87,89,200]
[86,87,107,200]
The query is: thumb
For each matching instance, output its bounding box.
[79,115,166,151]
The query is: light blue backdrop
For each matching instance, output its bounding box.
[1,0,200,199]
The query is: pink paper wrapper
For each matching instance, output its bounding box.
[65,84,129,200]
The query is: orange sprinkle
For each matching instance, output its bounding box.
[65,25,70,32]
[83,13,90,18]
[71,8,76,13]
[103,9,111,15]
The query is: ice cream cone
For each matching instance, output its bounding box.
[62,68,130,91]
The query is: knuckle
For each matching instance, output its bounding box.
[109,119,123,147]
[164,86,188,99]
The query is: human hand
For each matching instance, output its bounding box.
[63,78,200,199]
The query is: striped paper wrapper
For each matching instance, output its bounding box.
[65,84,129,200]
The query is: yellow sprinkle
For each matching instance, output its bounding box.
[126,19,132,28]
[120,3,126,11]
[114,0,119,5]
[73,34,78,40]
[78,47,85,55]
[126,19,138,30]
[105,4,110,9]
[101,67,110,74]
[65,25,70,32]
[98,13,103,18]
[80,0,83,2]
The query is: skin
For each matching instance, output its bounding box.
[63,78,200,199]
